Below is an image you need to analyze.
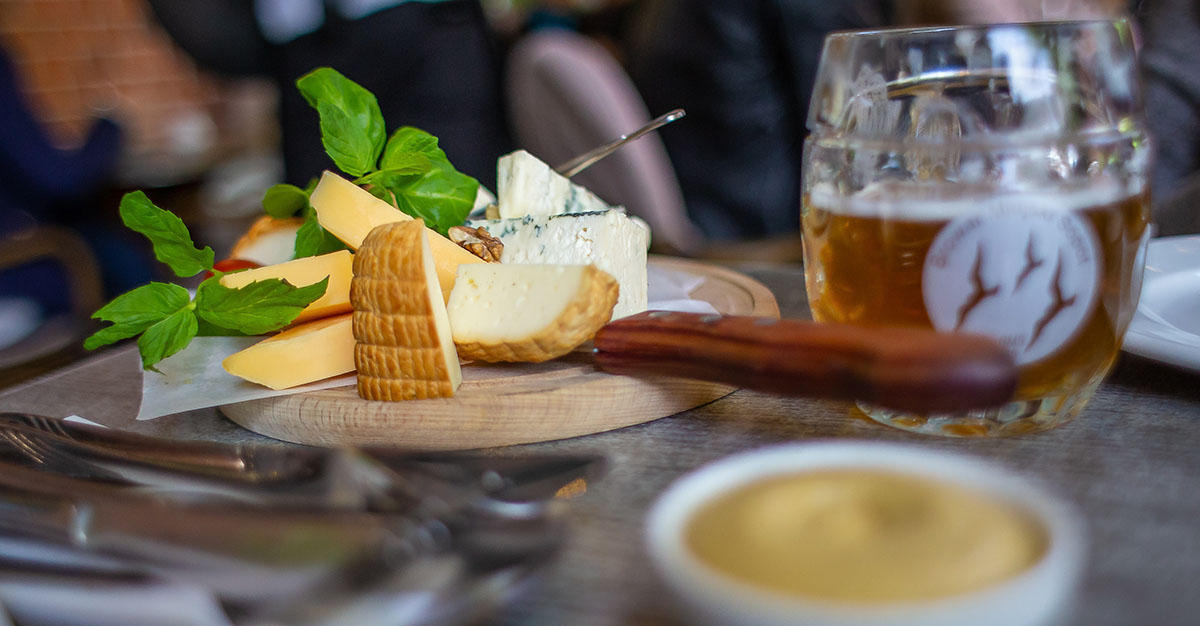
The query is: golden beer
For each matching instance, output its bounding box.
[802,183,1150,435]
[805,20,1151,435]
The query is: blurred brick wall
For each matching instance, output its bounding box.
[0,0,220,157]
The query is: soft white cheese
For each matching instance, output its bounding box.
[497,149,619,218]
[467,210,648,319]
[449,264,595,343]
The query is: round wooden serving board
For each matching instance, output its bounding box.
[221,257,780,450]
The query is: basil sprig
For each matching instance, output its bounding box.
[294,67,479,237]
[261,177,350,260]
[85,192,329,371]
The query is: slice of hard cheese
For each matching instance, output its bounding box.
[219,250,352,324]
[222,313,354,390]
[309,170,482,302]
[497,149,618,219]
[467,210,648,319]
[352,220,461,400]
[448,264,618,363]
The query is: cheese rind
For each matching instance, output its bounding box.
[467,210,648,319]
[219,250,353,324]
[222,313,355,390]
[230,215,303,266]
[448,263,618,362]
[310,170,482,302]
[351,220,462,400]
[497,150,618,218]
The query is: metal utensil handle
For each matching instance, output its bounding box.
[592,312,1017,413]
[554,109,685,178]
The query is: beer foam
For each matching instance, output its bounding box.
[807,180,1138,220]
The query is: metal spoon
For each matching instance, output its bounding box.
[553,108,685,178]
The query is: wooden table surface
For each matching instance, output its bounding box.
[2,262,1197,626]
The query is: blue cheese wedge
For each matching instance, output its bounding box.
[467,210,648,319]
[497,149,620,218]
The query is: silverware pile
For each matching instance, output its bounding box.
[0,412,603,626]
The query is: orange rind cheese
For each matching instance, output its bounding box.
[351,220,462,401]
[229,215,303,266]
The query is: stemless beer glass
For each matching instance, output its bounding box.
[802,20,1151,436]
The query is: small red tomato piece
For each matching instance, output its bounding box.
[205,258,261,279]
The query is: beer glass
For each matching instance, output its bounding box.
[802,20,1151,436]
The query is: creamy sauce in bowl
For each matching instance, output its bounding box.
[685,469,1047,603]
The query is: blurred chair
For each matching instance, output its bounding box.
[506,29,706,256]
[0,227,103,384]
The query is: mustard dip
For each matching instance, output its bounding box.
[685,470,1046,603]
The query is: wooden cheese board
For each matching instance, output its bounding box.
[220,257,780,450]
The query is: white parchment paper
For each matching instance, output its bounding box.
[136,265,718,420]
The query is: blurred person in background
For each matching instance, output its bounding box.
[626,0,891,242]
[626,0,1198,243]
[0,42,149,324]
[1138,0,1200,235]
[148,0,511,189]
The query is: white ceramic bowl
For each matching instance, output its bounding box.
[645,442,1086,626]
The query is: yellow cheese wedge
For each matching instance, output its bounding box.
[222,313,355,390]
[447,264,618,363]
[309,170,482,302]
[219,250,353,324]
[351,220,461,400]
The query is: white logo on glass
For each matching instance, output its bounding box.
[923,209,1101,365]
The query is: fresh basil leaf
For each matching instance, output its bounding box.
[356,157,432,188]
[262,184,311,218]
[119,191,215,277]
[294,212,349,259]
[195,318,255,337]
[296,68,386,176]
[195,276,329,335]
[382,163,478,236]
[136,308,199,371]
[85,282,192,351]
[83,322,145,351]
[373,127,478,235]
[91,282,190,328]
[383,126,440,161]
[379,148,434,177]
[314,100,378,176]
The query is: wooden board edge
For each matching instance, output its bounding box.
[221,375,736,449]
[649,255,781,318]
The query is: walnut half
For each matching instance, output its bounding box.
[448,226,504,262]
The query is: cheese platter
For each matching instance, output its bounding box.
[220,256,779,449]
[83,68,1016,451]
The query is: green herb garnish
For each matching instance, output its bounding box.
[295,67,479,238]
[85,66,476,369]
[261,182,312,219]
[261,177,350,259]
[85,192,328,371]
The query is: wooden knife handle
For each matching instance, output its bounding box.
[592,312,1017,413]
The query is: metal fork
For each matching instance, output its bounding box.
[0,426,127,483]
[0,423,406,510]
[553,108,686,178]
